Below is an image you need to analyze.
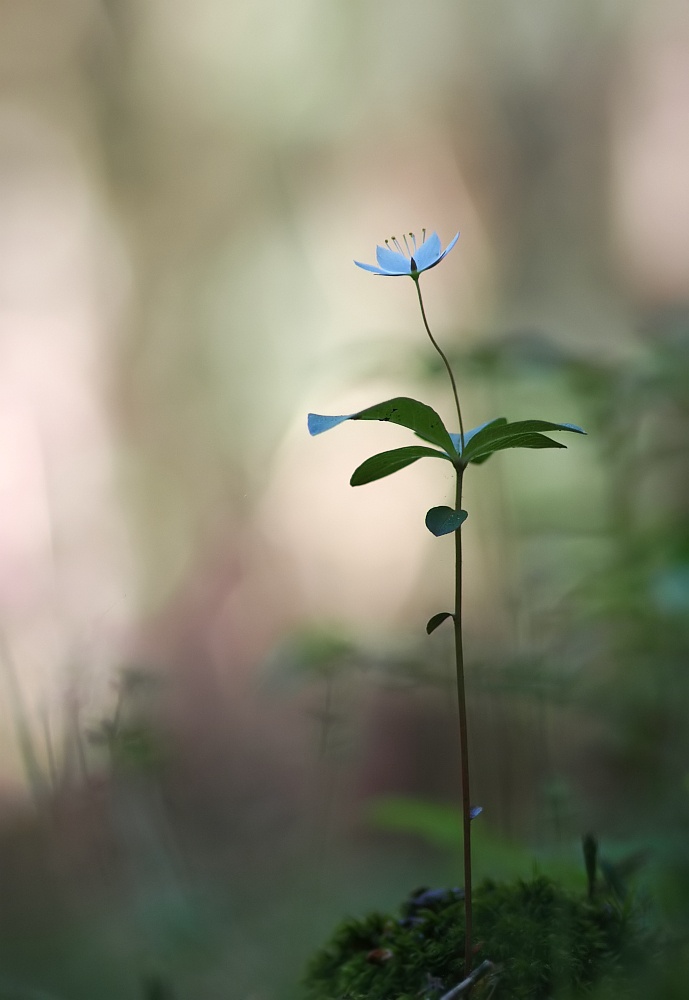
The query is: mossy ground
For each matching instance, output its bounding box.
[303,876,648,1000]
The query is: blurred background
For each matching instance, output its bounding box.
[1,1,688,997]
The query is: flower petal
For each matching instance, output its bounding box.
[413,232,442,271]
[375,244,411,273]
[354,260,388,274]
[438,231,460,261]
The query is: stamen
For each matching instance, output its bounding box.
[402,234,411,255]
[392,236,404,253]
[422,228,426,243]
[410,232,418,252]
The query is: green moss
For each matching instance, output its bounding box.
[303,876,648,999]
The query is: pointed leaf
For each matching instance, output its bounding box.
[350,446,451,487]
[468,434,570,461]
[309,397,458,457]
[472,432,567,457]
[425,506,468,536]
[462,418,585,464]
[426,611,454,634]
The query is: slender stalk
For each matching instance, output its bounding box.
[454,465,473,978]
[412,278,473,978]
[413,278,466,453]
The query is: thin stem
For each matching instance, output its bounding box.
[454,466,473,978]
[413,277,466,453]
[412,275,473,976]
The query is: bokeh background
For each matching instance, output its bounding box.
[1,1,689,998]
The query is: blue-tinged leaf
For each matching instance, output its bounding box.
[308,397,458,457]
[350,446,451,487]
[308,412,355,435]
[449,418,507,456]
[425,506,468,537]
[426,611,454,635]
[462,418,585,464]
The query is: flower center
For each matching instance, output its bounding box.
[384,230,426,260]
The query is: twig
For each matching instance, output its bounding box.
[439,960,496,1000]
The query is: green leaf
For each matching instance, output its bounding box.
[474,431,567,455]
[462,418,585,464]
[309,396,458,457]
[425,506,468,537]
[449,417,508,455]
[426,611,454,634]
[468,451,495,466]
[350,446,451,487]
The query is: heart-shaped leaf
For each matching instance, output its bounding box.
[426,611,454,635]
[309,397,458,457]
[425,506,468,536]
[350,446,451,487]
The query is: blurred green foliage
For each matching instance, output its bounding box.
[303,875,651,1000]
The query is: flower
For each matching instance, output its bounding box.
[354,230,459,277]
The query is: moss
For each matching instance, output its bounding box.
[302,876,649,999]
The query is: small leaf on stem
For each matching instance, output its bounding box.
[425,506,468,536]
[426,611,455,634]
